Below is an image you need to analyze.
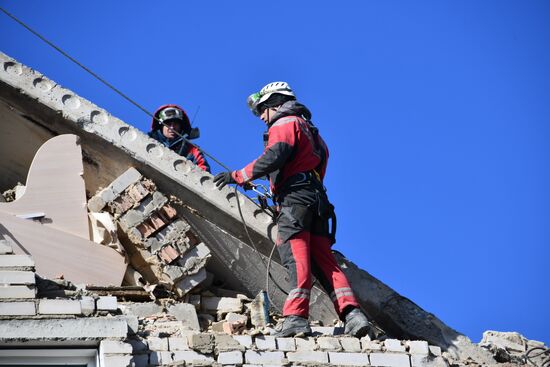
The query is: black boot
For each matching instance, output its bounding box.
[273,315,312,337]
[344,308,375,338]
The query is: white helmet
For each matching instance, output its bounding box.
[247,81,295,116]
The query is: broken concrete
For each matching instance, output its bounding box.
[0,317,128,340]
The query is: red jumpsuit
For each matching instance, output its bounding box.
[232,101,360,319]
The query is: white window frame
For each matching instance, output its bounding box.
[0,349,98,366]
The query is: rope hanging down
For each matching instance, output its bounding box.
[0,6,289,307]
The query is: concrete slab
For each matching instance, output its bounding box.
[0,317,128,340]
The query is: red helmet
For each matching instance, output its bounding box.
[151,104,191,133]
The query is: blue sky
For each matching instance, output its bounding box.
[1,1,548,344]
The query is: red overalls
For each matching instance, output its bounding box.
[232,101,360,319]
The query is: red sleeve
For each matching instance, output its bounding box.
[190,146,211,172]
[232,117,296,185]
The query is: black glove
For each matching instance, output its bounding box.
[213,172,236,189]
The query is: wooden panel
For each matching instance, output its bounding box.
[0,211,126,286]
[0,134,89,239]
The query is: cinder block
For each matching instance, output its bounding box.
[100,340,133,354]
[172,350,215,364]
[369,352,410,367]
[340,337,362,352]
[169,337,190,351]
[329,352,370,366]
[187,333,214,354]
[295,337,317,351]
[155,219,191,246]
[0,270,35,285]
[149,351,173,365]
[0,301,35,315]
[110,168,143,198]
[406,340,429,355]
[201,296,243,314]
[97,296,118,311]
[176,268,207,295]
[178,243,211,273]
[0,285,35,299]
[119,209,146,231]
[88,194,108,212]
[148,336,169,351]
[80,296,95,315]
[317,336,342,351]
[214,333,245,353]
[0,255,34,267]
[254,335,277,350]
[0,316,128,338]
[429,345,442,356]
[226,312,248,324]
[122,301,162,318]
[38,299,81,315]
[233,335,253,348]
[287,351,329,363]
[100,354,133,367]
[244,351,285,365]
[384,339,406,352]
[164,264,183,280]
[362,338,383,351]
[218,351,244,365]
[140,192,169,217]
[276,337,296,351]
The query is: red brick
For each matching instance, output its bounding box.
[158,205,177,222]
[149,213,166,230]
[137,221,156,238]
[127,183,149,202]
[158,245,180,264]
[222,320,246,335]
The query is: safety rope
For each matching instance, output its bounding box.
[0,6,288,309]
[525,346,550,367]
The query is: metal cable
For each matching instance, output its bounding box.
[234,185,286,313]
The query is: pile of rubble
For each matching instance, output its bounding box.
[480,331,550,366]
[87,167,211,297]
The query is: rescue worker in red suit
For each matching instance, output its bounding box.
[213,82,374,338]
[149,104,210,172]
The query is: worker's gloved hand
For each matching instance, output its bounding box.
[213,172,236,189]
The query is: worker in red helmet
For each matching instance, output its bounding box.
[148,104,210,172]
[213,82,375,338]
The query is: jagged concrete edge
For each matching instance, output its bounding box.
[0,51,275,244]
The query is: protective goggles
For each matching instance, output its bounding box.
[158,107,184,122]
[247,92,262,116]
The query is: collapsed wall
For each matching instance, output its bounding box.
[0,50,496,361]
